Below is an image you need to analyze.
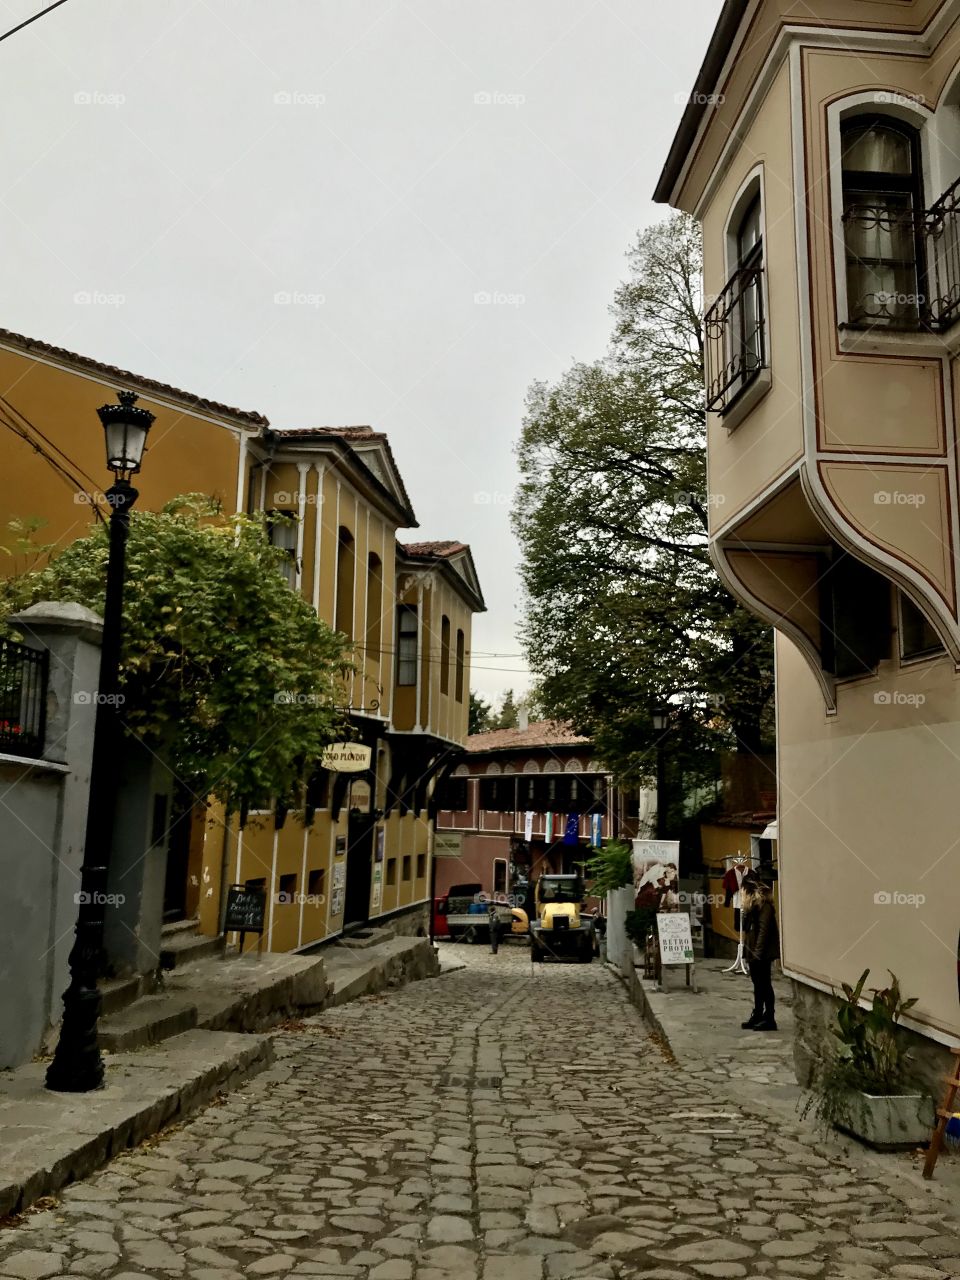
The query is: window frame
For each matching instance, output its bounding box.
[266,508,298,589]
[396,604,418,687]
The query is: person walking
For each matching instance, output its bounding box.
[741,873,780,1031]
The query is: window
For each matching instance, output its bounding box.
[386,857,397,886]
[479,776,515,812]
[841,116,924,327]
[335,528,355,637]
[493,859,507,894]
[455,629,465,702]
[416,853,426,879]
[396,605,418,686]
[437,776,468,811]
[704,182,766,414]
[267,510,297,588]
[365,554,383,663]
[440,615,451,695]
[278,873,297,904]
[819,553,891,679]
[899,591,945,661]
[308,868,325,899]
[402,855,412,881]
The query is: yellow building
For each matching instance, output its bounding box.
[658,0,960,1063]
[0,331,484,952]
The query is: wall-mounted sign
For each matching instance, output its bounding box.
[322,742,372,773]
[372,863,383,911]
[434,832,463,857]
[350,778,372,815]
[376,827,385,862]
[335,834,347,857]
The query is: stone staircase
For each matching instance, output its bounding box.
[159,916,225,969]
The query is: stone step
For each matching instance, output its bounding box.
[340,925,396,950]
[161,915,202,937]
[160,930,225,970]
[98,974,143,1017]
[98,993,198,1053]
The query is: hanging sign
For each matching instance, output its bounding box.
[524,811,534,841]
[322,742,372,773]
[657,912,695,965]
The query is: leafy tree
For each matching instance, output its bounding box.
[513,213,774,789]
[468,690,492,735]
[0,497,348,810]
[491,688,520,730]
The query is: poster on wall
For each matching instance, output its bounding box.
[435,832,462,856]
[331,889,343,916]
[376,827,385,862]
[333,862,345,891]
[371,863,382,912]
[632,839,681,911]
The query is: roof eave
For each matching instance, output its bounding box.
[653,0,751,206]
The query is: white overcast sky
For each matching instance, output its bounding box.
[3,0,722,703]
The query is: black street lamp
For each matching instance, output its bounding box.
[651,705,670,841]
[46,390,154,1092]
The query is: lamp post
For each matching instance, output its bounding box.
[651,705,670,841]
[46,390,154,1092]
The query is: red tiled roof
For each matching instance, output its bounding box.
[275,426,381,440]
[400,540,468,559]
[0,327,269,427]
[466,720,591,753]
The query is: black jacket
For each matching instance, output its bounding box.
[743,890,780,963]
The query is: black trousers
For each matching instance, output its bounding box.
[749,958,775,1020]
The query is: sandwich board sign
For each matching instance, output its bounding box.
[657,912,695,965]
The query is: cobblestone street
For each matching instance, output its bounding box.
[2,948,959,1280]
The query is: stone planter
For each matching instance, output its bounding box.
[835,1090,934,1150]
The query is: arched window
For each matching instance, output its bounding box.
[841,116,924,327]
[335,527,355,638]
[704,174,766,414]
[365,553,382,662]
[440,615,451,695]
[735,194,763,380]
[455,628,465,703]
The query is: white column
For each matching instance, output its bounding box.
[312,462,325,612]
[294,463,309,593]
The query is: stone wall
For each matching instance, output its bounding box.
[379,899,431,938]
[790,977,954,1103]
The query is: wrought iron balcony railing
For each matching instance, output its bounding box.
[842,175,960,332]
[0,637,48,758]
[703,264,765,413]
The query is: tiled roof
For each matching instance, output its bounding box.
[275,426,381,440]
[271,425,416,522]
[466,720,592,753]
[0,327,269,426]
[400,540,468,559]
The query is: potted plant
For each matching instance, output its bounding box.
[803,969,934,1149]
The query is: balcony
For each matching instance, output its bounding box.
[841,174,960,333]
[0,637,48,758]
[703,264,765,414]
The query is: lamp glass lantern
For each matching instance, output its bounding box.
[97,390,154,481]
[651,705,670,732]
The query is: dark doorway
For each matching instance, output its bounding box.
[343,810,375,926]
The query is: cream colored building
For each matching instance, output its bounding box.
[657,0,960,1057]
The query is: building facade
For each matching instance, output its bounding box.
[657,0,960,1062]
[434,721,633,900]
[0,331,484,956]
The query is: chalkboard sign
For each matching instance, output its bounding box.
[224,884,266,934]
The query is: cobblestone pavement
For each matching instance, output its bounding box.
[2,947,959,1280]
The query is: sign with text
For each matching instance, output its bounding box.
[434,832,463,857]
[224,884,266,935]
[322,742,372,773]
[657,912,695,966]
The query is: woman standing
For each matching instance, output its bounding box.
[741,874,780,1031]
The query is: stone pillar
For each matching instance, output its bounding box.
[6,601,103,1062]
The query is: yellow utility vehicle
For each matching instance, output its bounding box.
[529,874,595,963]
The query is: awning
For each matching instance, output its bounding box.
[760,821,778,841]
